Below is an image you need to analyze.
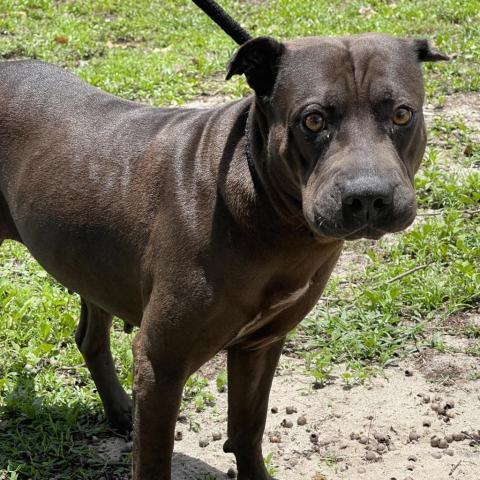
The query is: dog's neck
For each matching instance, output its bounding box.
[245,100,306,229]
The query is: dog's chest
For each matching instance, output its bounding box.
[233,281,311,341]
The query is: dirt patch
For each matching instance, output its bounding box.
[91,351,479,480]
[169,352,480,480]
[424,92,480,139]
[440,311,480,333]
[182,94,232,109]
[417,350,479,384]
[332,243,372,284]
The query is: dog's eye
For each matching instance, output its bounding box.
[392,107,413,126]
[304,113,325,132]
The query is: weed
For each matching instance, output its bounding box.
[264,452,278,477]
[183,374,215,412]
[216,370,227,393]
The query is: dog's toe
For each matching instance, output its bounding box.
[108,412,132,433]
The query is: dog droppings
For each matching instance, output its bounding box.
[438,438,449,449]
[445,399,455,409]
[408,431,421,442]
[198,438,209,448]
[269,431,282,443]
[281,419,293,428]
[366,451,380,462]
[359,434,369,445]
[373,432,388,443]
[297,415,307,426]
[376,443,387,454]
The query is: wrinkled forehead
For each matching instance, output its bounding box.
[273,34,425,113]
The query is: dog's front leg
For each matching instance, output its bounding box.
[132,324,188,480]
[224,338,285,480]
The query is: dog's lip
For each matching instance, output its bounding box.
[309,218,365,241]
[310,216,387,241]
[343,226,385,241]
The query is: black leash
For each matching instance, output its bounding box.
[191,0,252,45]
[191,1,258,185]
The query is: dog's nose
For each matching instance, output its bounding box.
[342,180,393,223]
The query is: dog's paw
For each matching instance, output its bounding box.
[109,414,132,434]
[107,408,132,433]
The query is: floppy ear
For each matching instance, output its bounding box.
[226,36,285,99]
[413,39,449,62]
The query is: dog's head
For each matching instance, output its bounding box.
[227,34,448,240]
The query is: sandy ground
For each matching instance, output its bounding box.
[94,93,480,479]
[96,334,480,480]
[168,336,480,480]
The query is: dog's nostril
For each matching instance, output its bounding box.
[343,193,392,219]
[351,198,363,212]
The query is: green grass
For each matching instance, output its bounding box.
[0,0,479,104]
[1,0,480,478]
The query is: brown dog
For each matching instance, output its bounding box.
[0,34,447,479]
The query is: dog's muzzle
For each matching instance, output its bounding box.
[309,176,417,241]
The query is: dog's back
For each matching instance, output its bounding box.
[0,60,252,322]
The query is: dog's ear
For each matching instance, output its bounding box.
[226,36,285,99]
[413,39,449,62]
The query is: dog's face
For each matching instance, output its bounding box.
[227,34,448,240]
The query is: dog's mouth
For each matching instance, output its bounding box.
[308,209,417,242]
[310,219,386,241]
[343,225,386,241]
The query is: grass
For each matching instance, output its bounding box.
[0,0,479,104]
[1,0,479,479]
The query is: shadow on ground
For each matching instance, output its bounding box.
[0,372,227,479]
[172,453,227,480]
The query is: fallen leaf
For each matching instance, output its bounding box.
[54,36,68,45]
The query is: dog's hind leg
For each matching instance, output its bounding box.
[75,298,132,432]
[224,338,285,480]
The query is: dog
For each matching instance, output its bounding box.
[0,33,447,479]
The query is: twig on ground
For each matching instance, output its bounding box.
[449,460,462,476]
[55,366,83,371]
[318,296,341,302]
[417,207,480,217]
[385,264,429,284]
[461,431,480,445]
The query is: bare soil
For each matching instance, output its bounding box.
[96,342,480,480]
[172,349,480,480]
